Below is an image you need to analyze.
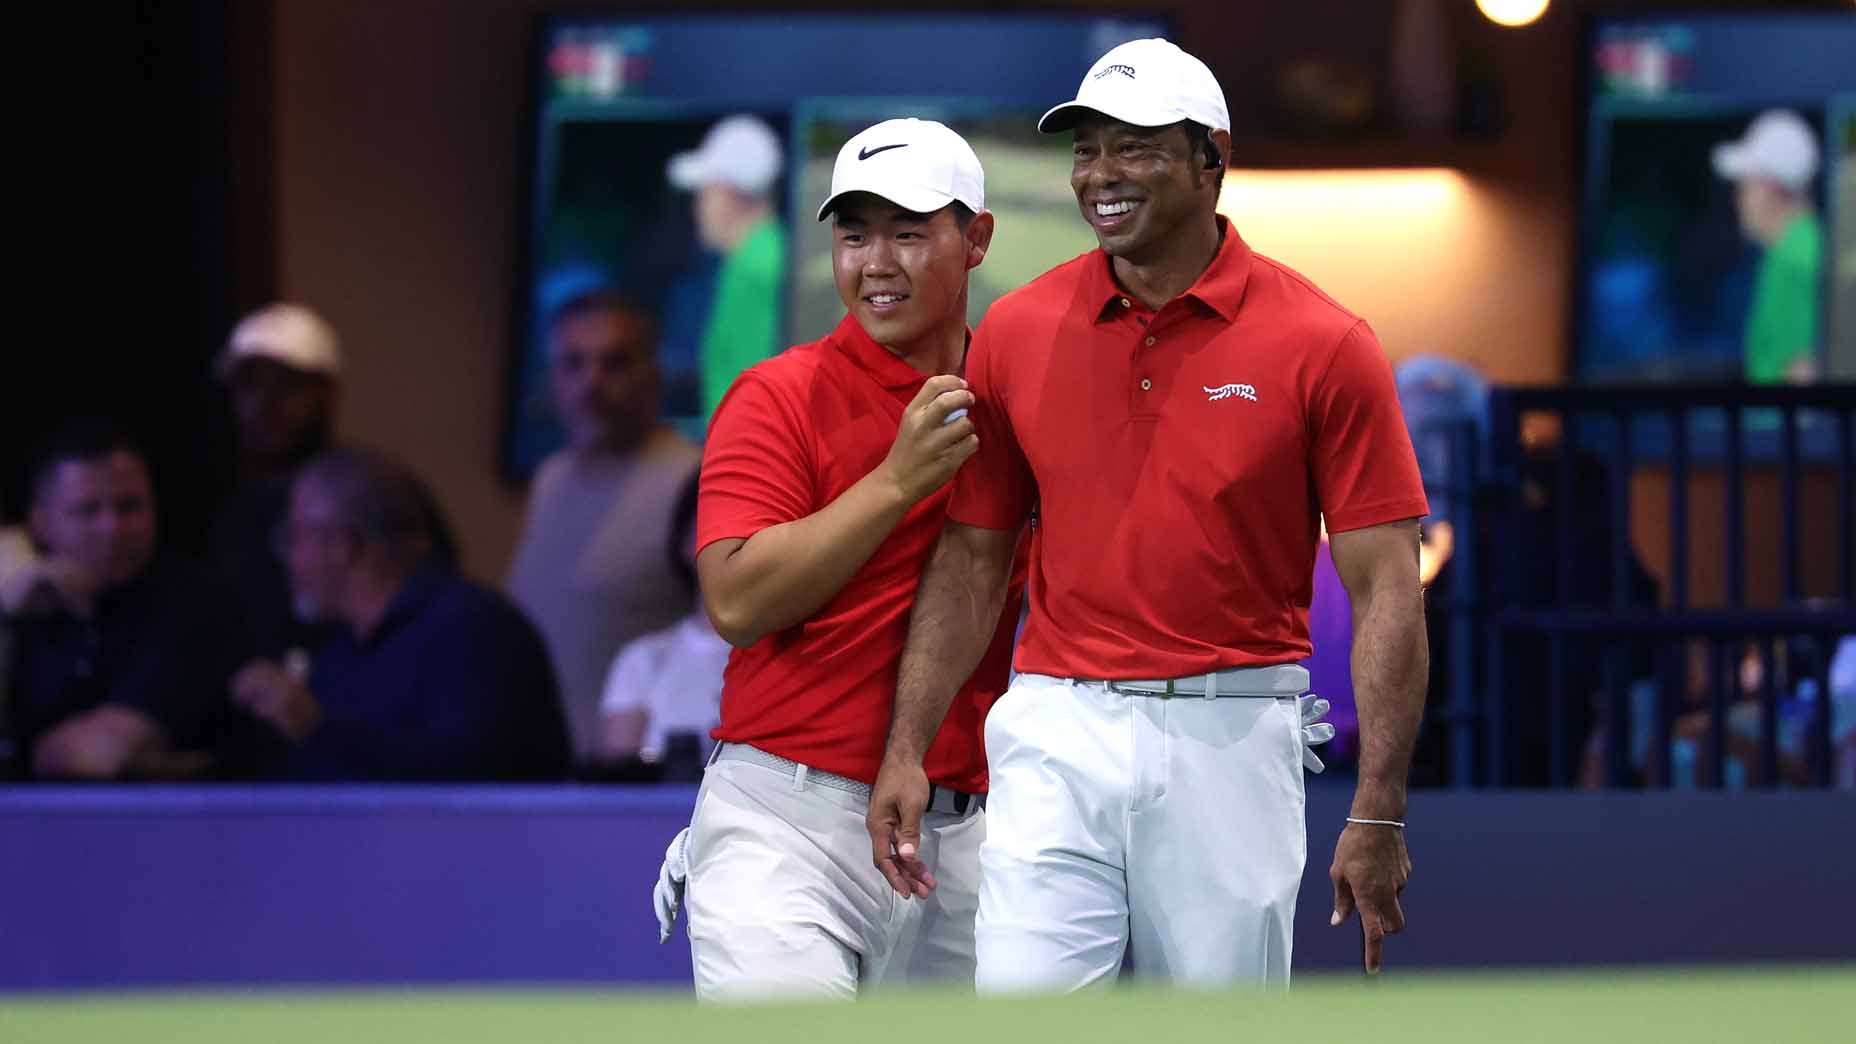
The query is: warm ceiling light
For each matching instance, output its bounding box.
[1476,0,1549,27]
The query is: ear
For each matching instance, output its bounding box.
[1202,128,1232,188]
[964,210,996,271]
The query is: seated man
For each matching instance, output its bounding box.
[236,448,569,781]
[4,421,244,779]
[597,473,728,767]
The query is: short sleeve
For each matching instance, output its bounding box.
[697,369,816,550]
[599,637,658,714]
[948,315,1036,531]
[1309,322,1429,533]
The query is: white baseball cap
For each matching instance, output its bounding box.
[667,114,784,195]
[219,303,341,378]
[1712,109,1820,192]
[1038,38,1230,135]
[815,118,986,222]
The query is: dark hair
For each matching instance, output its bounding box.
[27,418,147,506]
[950,202,976,230]
[296,448,445,571]
[547,287,658,341]
[667,469,700,594]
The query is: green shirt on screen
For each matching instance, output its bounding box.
[1744,212,1821,384]
[701,218,786,420]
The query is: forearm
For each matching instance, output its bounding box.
[1349,583,1428,819]
[885,523,1018,763]
[704,471,912,646]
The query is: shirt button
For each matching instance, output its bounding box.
[1144,335,1156,346]
[1120,297,1131,308]
[1140,378,1153,391]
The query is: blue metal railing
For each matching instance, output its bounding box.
[1444,383,1856,788]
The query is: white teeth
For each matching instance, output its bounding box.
[868,294,904,305]
[1095,201,1136,216]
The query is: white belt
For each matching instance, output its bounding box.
[713,743,984,816]
[1099,663,1309,700]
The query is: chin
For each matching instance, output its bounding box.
[856,310,927,348]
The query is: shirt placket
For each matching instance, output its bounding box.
[1127,300,1171,420]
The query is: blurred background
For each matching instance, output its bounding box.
[1,0,1853,1013]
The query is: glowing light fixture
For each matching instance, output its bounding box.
[1476,0,1549,27]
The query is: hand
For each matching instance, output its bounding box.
[1299,694,1336,773]
[1329,821,1412,974]
[877,375,978,506]
[31,705,161,779]
[867,753,935,898]
[0,554,98,618]
[231,659,322,740]
[653,827,691,943]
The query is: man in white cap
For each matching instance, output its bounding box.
[667,114,788,419]
[208,303,345,666]
[651,118,1025,1000]
[1712,109,1823,384]
[868,38,1427,989]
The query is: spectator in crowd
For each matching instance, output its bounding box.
[597,472,728,766]
[1712,109,1823,384]
[507,290,700,764]
[666,114,787,419]
[3,421,246,779]
[238,449,568,781]
[208,303,343,660]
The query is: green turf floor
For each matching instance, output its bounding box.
[4,966,1850,1044]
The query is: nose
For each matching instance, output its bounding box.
[861,235,900,276]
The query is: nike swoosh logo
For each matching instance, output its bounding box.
[858,143,907,161]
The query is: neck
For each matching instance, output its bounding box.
[343,565,409,642]
[1111,213,1223,310]
[1756,204,1805,249]
[886,298,970,377]
[719,206,770,253]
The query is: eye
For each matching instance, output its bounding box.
[839,232,865,245]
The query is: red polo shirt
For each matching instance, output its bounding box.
[696,315,1023,792]
[950,216,1426,680]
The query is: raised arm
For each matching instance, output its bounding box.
[698,374,975,647]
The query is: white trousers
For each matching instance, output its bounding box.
[976,673,1307,992]
[684,751,984,1001]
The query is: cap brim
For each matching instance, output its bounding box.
[667,151,709,190]
[1711,142,1752,180]
[1037,99,1184,134]
[815,184,959,222]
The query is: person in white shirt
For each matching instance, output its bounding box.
[598,473,727,763]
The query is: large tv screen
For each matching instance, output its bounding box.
[507,12,1170,476]
[1577,11,1855,386]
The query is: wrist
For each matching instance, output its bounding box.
[1349,778,1408,821]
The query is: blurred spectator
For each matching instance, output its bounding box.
[1394,354,1488,586]
[4,421,247,779]
[597,472,727,766]
[507,290,700,763]
[240,449,568,781]
[666,114,786,419]
[1303,529,1358,765]
[208,303,342,660]
[1712,109,1823,384]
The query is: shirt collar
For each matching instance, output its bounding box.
[830,313,969,390]
[1088,214,1252,324]
[361,560,447,648]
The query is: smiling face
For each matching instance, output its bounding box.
[830,194,988,350]
[1070,116,1218,264]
